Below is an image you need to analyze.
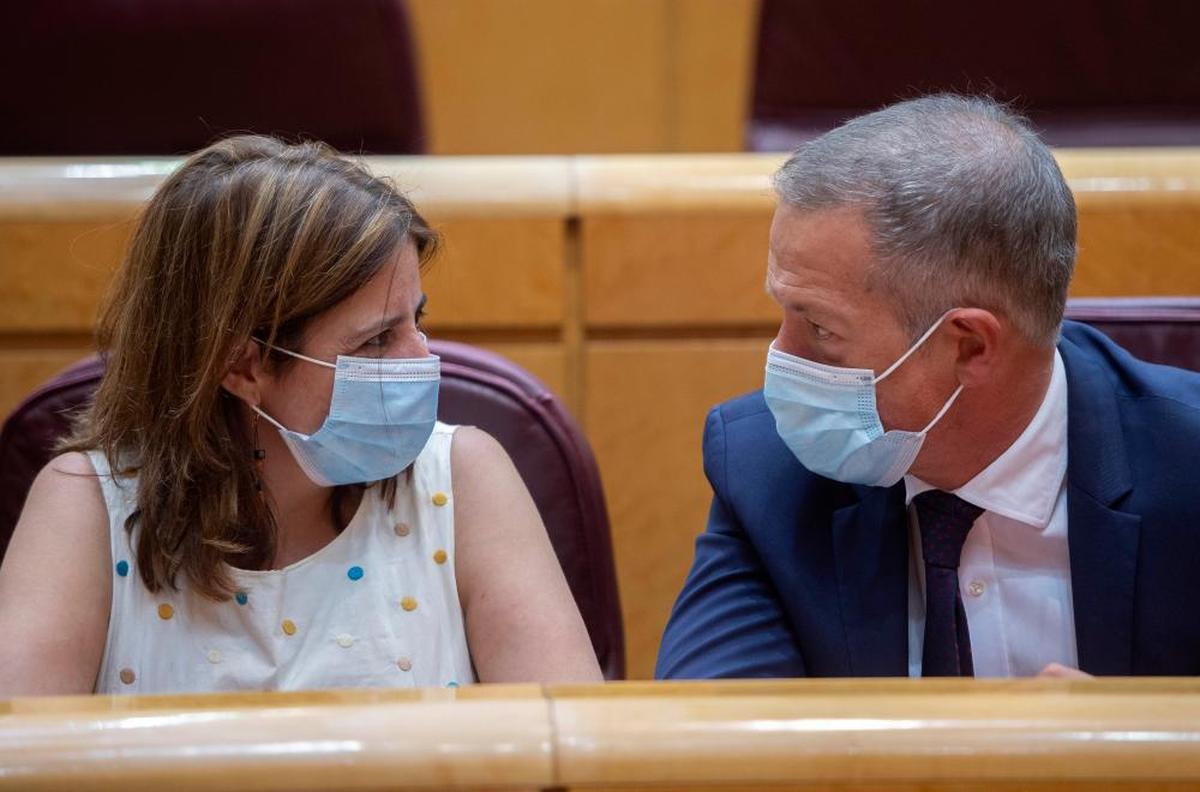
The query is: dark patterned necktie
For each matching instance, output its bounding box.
[914,490,984,677]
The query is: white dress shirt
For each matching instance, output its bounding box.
[904,349,1077,677]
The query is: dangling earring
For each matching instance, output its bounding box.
[251,410,266,493]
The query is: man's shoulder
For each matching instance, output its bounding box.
[1060,320,1200,412]
[708,389,772,426]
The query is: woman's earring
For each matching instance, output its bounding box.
[252,411,266,493]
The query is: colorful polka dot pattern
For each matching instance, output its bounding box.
[104,431,470,690]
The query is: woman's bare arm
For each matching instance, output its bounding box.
[0,453,112,696]
[451,428,603,683]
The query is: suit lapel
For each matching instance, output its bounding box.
[1061,335,1141,675]
[831,485,909,676]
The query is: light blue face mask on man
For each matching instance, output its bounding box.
[763,312,963,488]
[251,340,440,487]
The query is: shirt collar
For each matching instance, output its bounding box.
[904,349,1068,529]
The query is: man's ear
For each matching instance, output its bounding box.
[220,340,266,406]
[947,308,1003,388]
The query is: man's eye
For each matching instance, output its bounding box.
[810,321,832,341]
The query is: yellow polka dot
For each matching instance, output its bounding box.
[119,668,136,685]
[433,549,448,565]
[400,597,418,612]
[282,619,297,636]
[157,603,174,620]
[432,492,448,507]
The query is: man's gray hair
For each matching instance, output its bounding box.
[773,94,1076,346]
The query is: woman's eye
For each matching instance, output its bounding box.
[363,329,392,348]
[810,321,832,341]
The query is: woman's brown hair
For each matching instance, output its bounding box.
[62,135,439,599]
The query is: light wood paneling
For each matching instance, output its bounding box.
[584,339,771,679]
[1073,201,1200,295]
[407,1,761,156]
[550,679,1200,789]
[670,0,761,153]
[581,211,775,328]
[577,151,1200,328]
[408,0,670,155]
[471,341,568,403]
[3,679,1200,790]
[0,220,134,332]
[0,348,93,418]
[421,217,565,328]
[0,684,554,791]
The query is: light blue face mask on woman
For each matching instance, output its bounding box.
[763,312,963,488]
[251,340,440,487]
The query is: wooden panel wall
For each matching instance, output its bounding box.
[2,151,1199,679]
[406,0,760,154]
[3,679,1200,790]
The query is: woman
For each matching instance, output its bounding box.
[0,136,602,694]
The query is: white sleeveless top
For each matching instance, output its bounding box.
[88,422,476,694]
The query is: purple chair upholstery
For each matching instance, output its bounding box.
[0,0,424,155]
[0,340,625,679]
[750,0,1200,151]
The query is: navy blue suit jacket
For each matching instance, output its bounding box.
[657,322,1200,678]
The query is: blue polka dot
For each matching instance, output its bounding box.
[235,592,248,606]
[347,566,364,581]
[446,681,459,688]
[115,560,129,577]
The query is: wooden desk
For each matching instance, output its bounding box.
[3,151,1200,679]
[1,679,1198,790]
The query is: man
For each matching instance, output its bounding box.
[657,95,1200,679]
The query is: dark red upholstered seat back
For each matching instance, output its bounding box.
[750,0,1200,150]
[0,0,424,155]
[0,341,625,679]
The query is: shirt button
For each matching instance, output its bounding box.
[336,633,354,648]
[282,619,297,636]
[433,549,448,565]
[394,522,411,537]
[119,668,136,685]
[968,580,986,597]
[207,649,222,664]
[157,603,174,620]
[397,657,413,672]
[432,492,448,507]
[400,596,418,612]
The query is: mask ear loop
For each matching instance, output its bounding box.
[251,337,337,369]
[873,309,957,384]
[920,384,964,434]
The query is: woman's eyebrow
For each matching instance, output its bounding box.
[347,294,428,343]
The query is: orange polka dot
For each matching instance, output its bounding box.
[157,603,174,620]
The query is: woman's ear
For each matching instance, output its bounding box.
[220,340,265,406]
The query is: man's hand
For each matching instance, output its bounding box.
[1037,662,1093,678]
